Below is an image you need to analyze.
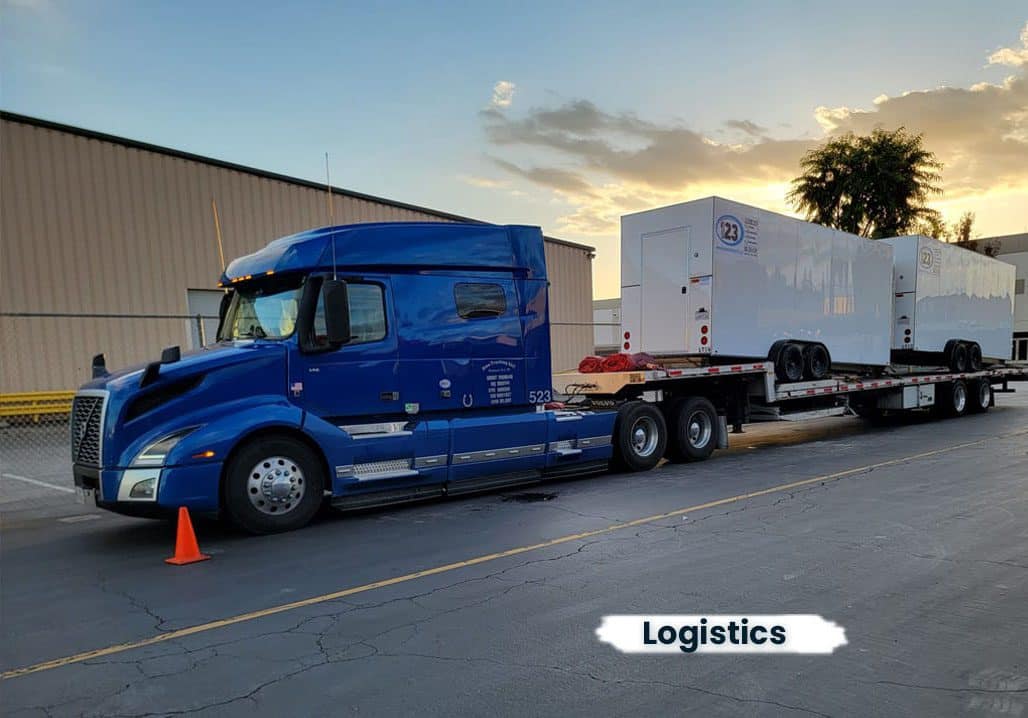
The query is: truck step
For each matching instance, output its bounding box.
[446,470,542,497]
[331,485,444,511]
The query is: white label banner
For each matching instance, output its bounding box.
[596,614,847,654]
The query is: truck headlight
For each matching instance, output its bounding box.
[132,427,199,467]
[129,477,156,499]
[117,468,162,501]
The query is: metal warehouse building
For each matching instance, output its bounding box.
[0,112,595,393]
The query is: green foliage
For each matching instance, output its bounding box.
[951,211,975,244]
[789,128,943,238]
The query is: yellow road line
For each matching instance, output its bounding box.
[4,429,1022,681]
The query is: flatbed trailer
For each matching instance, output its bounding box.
[554,363,1027,458]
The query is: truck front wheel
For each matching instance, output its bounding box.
[665,397,718,463]
[224,436,325,534]
[612,402,667,472]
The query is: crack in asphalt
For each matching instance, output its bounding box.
[370,650,835,718]
[872,679,1028,694]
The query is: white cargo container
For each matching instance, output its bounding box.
[880,235,1015,363]
[621,197,893,377]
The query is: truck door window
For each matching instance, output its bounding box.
[455,283,506,319]
[312,282,387,346]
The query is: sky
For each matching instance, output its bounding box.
[3,1,1027,298]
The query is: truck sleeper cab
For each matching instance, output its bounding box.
[72,223,622,533]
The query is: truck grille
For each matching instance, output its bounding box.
[71,394,106,467]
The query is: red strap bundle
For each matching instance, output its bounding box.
[600,353,633,372]
[578,355,604,373]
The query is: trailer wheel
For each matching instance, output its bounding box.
[948,341,969,373]
[937,380,969,418]
[968,379,991,413]
[804,343,831,380]
[665,397,717,462]
[224,435,325,534]
[772,342,804,382]
[968,343,983,372]
[612,402,667,472]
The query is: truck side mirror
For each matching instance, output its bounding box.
[321,279,351,345]
[216,290,234,341]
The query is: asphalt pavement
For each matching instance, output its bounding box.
[2,388,1027,717]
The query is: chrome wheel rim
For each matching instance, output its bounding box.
[953,384,967,413]
[247,456,305,515]
[686,411,713,448]
[630,416,659,457]
[978,382,990,407]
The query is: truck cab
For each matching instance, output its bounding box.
[72,223,616,532]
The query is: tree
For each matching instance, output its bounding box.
[912,213,948,241]
[951,211,975,244]
[789,128,943,238]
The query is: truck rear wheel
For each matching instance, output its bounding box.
[969,379,991,413]
[968,343,983,372]
[665,397,717,463]
[224,436,325,534]
[803,343,831,380]
[936,380,969,418]
[948,341,969,373]
[772,342,804,382]
[612,402,667,472]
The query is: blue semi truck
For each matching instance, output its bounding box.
[71,223,657,533]
[72,221,1023,533]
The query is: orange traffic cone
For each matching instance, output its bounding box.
[165,507,211,565]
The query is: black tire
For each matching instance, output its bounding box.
[949,342,969,373]
[612,402,667,472]
[936,380,969,418]
[968,379,991,413]
[803,344,831,380]
[224,435,325,534]
[968,343,983,372]
[773,342,804,382]
[664,397,718,463]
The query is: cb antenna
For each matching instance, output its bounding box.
[211,198,227,287]
[325,152,337,279]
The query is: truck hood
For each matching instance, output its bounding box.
[77,342,290,469]
[79,341,279,393]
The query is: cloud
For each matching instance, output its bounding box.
[989,22,1028,67]
[724,119,768,137]
[458,174,508,189]
[479,22,1028,235]
[490,80,516,108]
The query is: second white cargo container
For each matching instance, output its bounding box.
[621,197,894,380]
[880,234,1015,370]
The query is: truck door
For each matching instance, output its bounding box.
[640,227,691,353]
[290,278,402,420]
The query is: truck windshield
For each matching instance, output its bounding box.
[219,278,303,341]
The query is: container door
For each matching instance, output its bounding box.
[640,227,690,354]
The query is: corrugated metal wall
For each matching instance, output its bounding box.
[0,115,593,391]
[545,241,595,373]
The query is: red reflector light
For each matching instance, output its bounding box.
[623,331,630,340]
[700,336,708,346]
[623,342,631,350]
[701,325,709,334]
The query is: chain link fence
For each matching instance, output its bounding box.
[0,313,217,506]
